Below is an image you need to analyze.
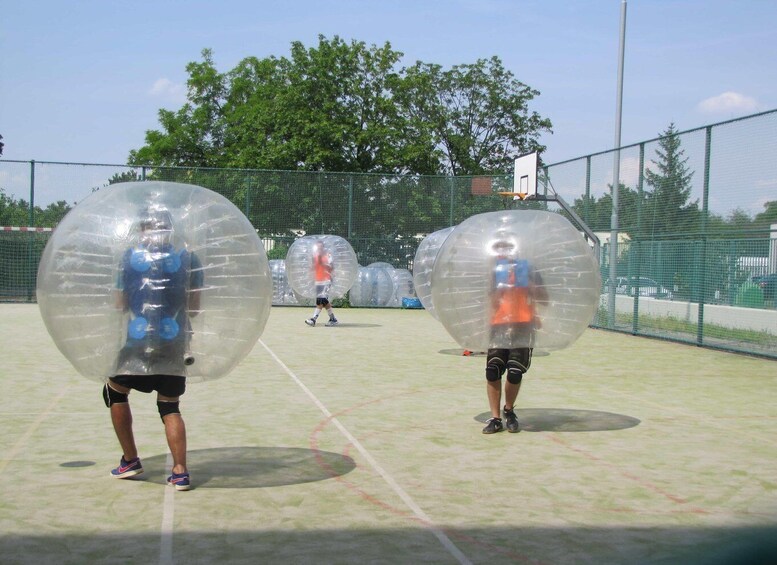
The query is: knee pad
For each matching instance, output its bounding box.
[485,356,506,382]
[157,400,181,420]
[103,383,128,407]
[506,366,524,385]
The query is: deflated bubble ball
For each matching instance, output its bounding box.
[430,210,601,352]
[36,181,272,383]
[286,235,358,299]
[412,226,455,319]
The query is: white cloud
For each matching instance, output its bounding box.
[697,91,760,114]
[148,78,186,104]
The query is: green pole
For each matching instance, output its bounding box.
[347,176,353,239]
[29,160,36,226]
[449,178,455,227]
[697,126,712,346]
[27,160,36,301]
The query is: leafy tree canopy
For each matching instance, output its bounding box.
[128,36,552,176]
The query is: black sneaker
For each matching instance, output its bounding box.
[305,318,316,326]
[482,417,503,434]
[325,318,339,326]
[503,407,520,433]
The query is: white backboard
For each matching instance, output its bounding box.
[513,152,538,198]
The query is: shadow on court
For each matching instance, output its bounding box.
[2,525,777,564]
[140,446,356,488]
[473,408,641,432]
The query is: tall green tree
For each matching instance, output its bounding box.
[0,188,71,227]
[128,37,551,178]
[571,183,640,233]
[397,57,552,175]
[129,49,228,167]
[754,201,777,230]
[643,123,700,236]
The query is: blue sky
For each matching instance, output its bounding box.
[1,0,776,207]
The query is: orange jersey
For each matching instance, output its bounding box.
[313,252,332,282]
[490,257,536,325]
[491,287,534,325]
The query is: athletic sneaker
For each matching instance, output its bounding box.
[482,417,503,434]
[167,471,191,491]
[503,407,520,433]
[325,318,339,326]
[305,318,316,326]
[110,456,143,479]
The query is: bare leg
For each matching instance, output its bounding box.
[159,398,187,475]
[486,380,502,419]
[109,384,138,461]
[504,379,522,411]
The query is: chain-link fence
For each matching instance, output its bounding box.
[2,109,776,358]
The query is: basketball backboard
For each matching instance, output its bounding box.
[512,152,538,199]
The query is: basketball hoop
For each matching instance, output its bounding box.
[497,191,528,201]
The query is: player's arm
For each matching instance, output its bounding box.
[531,272,550,305]
[114,252,129,311]
[187,252,204,317]
[114,289,128,311]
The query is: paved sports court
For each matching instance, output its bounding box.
[2,304,776,564]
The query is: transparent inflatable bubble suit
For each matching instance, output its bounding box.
[389,268,415,307]
[285,235,358,299]
[349,265,395,307]
[430,210,601,352]
[36,181,272,383]
[412,226,455,320]
[270,259,298,305]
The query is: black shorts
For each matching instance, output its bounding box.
[486,348,533,373]
[109,374,186,397]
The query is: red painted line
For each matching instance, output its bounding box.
[308,390,550,564]
[547,434,708,512]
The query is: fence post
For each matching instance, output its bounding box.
[244,176,251,220]
[697,126,712,346]
[448,178,455,227]
[27,160,36,301]
[347,176,353,239]
[584,156,591,223]
[29,160,36,226]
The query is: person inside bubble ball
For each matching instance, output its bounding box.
[482,237,548,434]
[305,239,339,327]
[103,206,204,490]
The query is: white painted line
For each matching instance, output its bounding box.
[258,339,472,565]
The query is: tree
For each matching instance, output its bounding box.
[107,170,142,185]
[129,49,228,167]
[643,123,700,236]
[754,201,777,230]
[0,188,71,227]
[128,38,552,178]
[571,183,640,233]
[396,57,552,175]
